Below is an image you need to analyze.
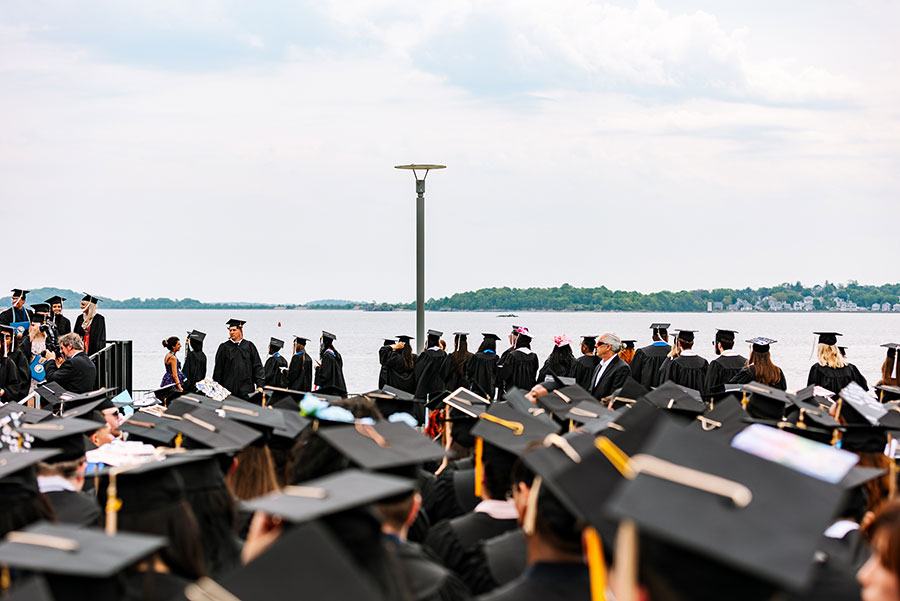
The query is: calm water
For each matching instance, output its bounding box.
[86,309,900,394]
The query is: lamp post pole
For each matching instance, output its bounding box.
[395,164,446,353]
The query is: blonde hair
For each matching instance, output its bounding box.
[82,301,97,329]
[817,344,847,369]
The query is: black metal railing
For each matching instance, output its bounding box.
[90,340,133,394]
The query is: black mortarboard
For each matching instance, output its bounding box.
[59,398,113,425]
[321,330,336,340]
[0,449,60,499]
[24,418,100,461]
[606,421,847,591]
[561,399,617,426]
[11,289,29,298]
[30,303,50,314]
[94,453,210,515]
[814,331,841,346]
[187,330,206,342]
[621,339,636,350]
[294,336,310,345]
[0,403,52,424]
[4,576,54,601]
[715,328,738,342]
[245,469,415,523]
[688,395,750,442]
[453,332,469,338]
[269,337,284,351]
[184,521,382,601]
[171,407,262,450]
[269,410,312,449]
[642,381,706,415]
[319,421,446,470]
[650,323,670,333]
[746,336,776,353]
[471,403,560,456]
[397,335,413,342]
[876,384,900,403]
[361,386,421,418]
[440,387,490,417]
[0,521,165,578]
[608,377,650,410]
[740,382,793,420]
[80,293,100,304]
[838,382,887,426]
[501,387,557,425]
[427,329,443,337]
[534,384,595,421]
[382,338,396,346]
[580,335,598,347]
[219,397,286,434]
[482,333,501,341]
[226,318,246,328]
[118,412,180,446]
[675,329,697,342]
[30,311,45,324]
[44,295,66,304]
[511,325,521,332]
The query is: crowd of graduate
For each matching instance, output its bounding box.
[3,298,900,600]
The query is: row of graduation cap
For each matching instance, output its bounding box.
[2,350,900,601]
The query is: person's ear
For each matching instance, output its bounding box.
[405,492,422,527]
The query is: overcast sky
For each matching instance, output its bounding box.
[2,0,898,303]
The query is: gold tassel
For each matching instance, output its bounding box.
[522,476,541,535]
[175,432,183,449]
[1,565,10,594]
[614,519,639,601]
[584,526,607,601]
[105,472,122,535]
[474,437,484,498]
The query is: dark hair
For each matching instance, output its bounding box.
[426,334,440,348]
[678,338,694,350]
[514,336,532,350]
[400,343,414,371]
[653,329,668,342]
[189,338,203,352]
[482,444,516,500]
[718,338,735,351]
[451,336,470,375]
[117,500,206,580]
[477,337,496,353]
[864,500,900,579]
[542,345,575,377]
[184,486,241,575]
[0,492,56,538]
[162,336,179,351]
[880,350,900,387]
[747,350,782,388]
[268,345,279,355]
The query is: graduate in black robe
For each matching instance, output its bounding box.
[495,326,520,397]
[807,332,869,392]
[659,330,709,394]
[182,330,207,392]
[567,336,599,390]
[629,323,672,388]
[383,336,416,394]
[45,295,72,336]
[498,330,539,392]
[415,330,448,401]
[467,334,500,399]
[0,289,33,362]
[729,337,787,390]
[378,338,396,388]
[0,330,25,402]
[287,336,314,392]
[212,318,265,399]
[537,337,574,384]
[705,329,747,396]
[72,294,106,357]
[263,337,288,388]
[442,333,473,391]
[314,331,347,395]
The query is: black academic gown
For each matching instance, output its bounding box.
[660,353,709,394]
[182,348,207,392]
[537,356,575,385]
[212,339,265,399]
[392,539,472,601]
[477,562,590,601]
[415,349,448,400]
[705,354,747,395]
[315,348,347,394]
[44,490,102,527]
[568,354,599,390]
[0,355,25,402]
[424,512,519,580]
[462,529,527,596]
[807,363,868,393]
[287,351,313,392]
[383,348,417,394]
[442,353,473,392]
[73,313,106,357]
[264,353,288,388]
[122,570,191,601]
[629,343,671,388]
[498,349,539,392]
[0,306,33,361]
[729,365,787,390]
[52,313,72,336]
[466,352,499,400]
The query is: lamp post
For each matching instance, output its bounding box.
[395,164,446,353]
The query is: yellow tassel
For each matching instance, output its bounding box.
[741,391,748,408]
[522,476,541,535]
[175,432,183,449]
[584,526,607,601]
[474,437,484,498]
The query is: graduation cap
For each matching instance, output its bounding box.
[876,384,900,403]
[740,381,793,420]
[427,329,443,338]
[642,381,706,415]
[321,330,336,341]
[0,521,165,578]
[294,335,310,345]
[501,387,556,425]
[534,384,594,421]
[688,396,750,442]
[453,331,469,338]
[396,335,413,342]
[184,521,382,601]
[814,331,842,346]
[4,576,54,601]
[482,333,501,341]
[580,335,598,347]
[471,403,560,458]
[606,421,849,591]
[187,330,206,343]
[226,318,246,328]
[245,468,414,523]
[59,398,114,425]
[30,303,50,315]
[836,382,894,452]
[80,293,100,304]
[361,386,421,419]
[439,387,490,417]
[24,417,100,461]
[714,328,738,343]
[674,329,697,343]
[0,402,52,424]
[44,295,66,305]
[649,322,670,335]
[269,410,312,449]
[746,336,776,353]
[10,289,29,298]
[608,377,650,410]
[382,338,396,346]
[621,339,636,350]
[171,407,263,451]
[30,311,46,324]
[118,411,180,446]
[269,337,284,351]
[0,449,61,503]
[319,421,446,471]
